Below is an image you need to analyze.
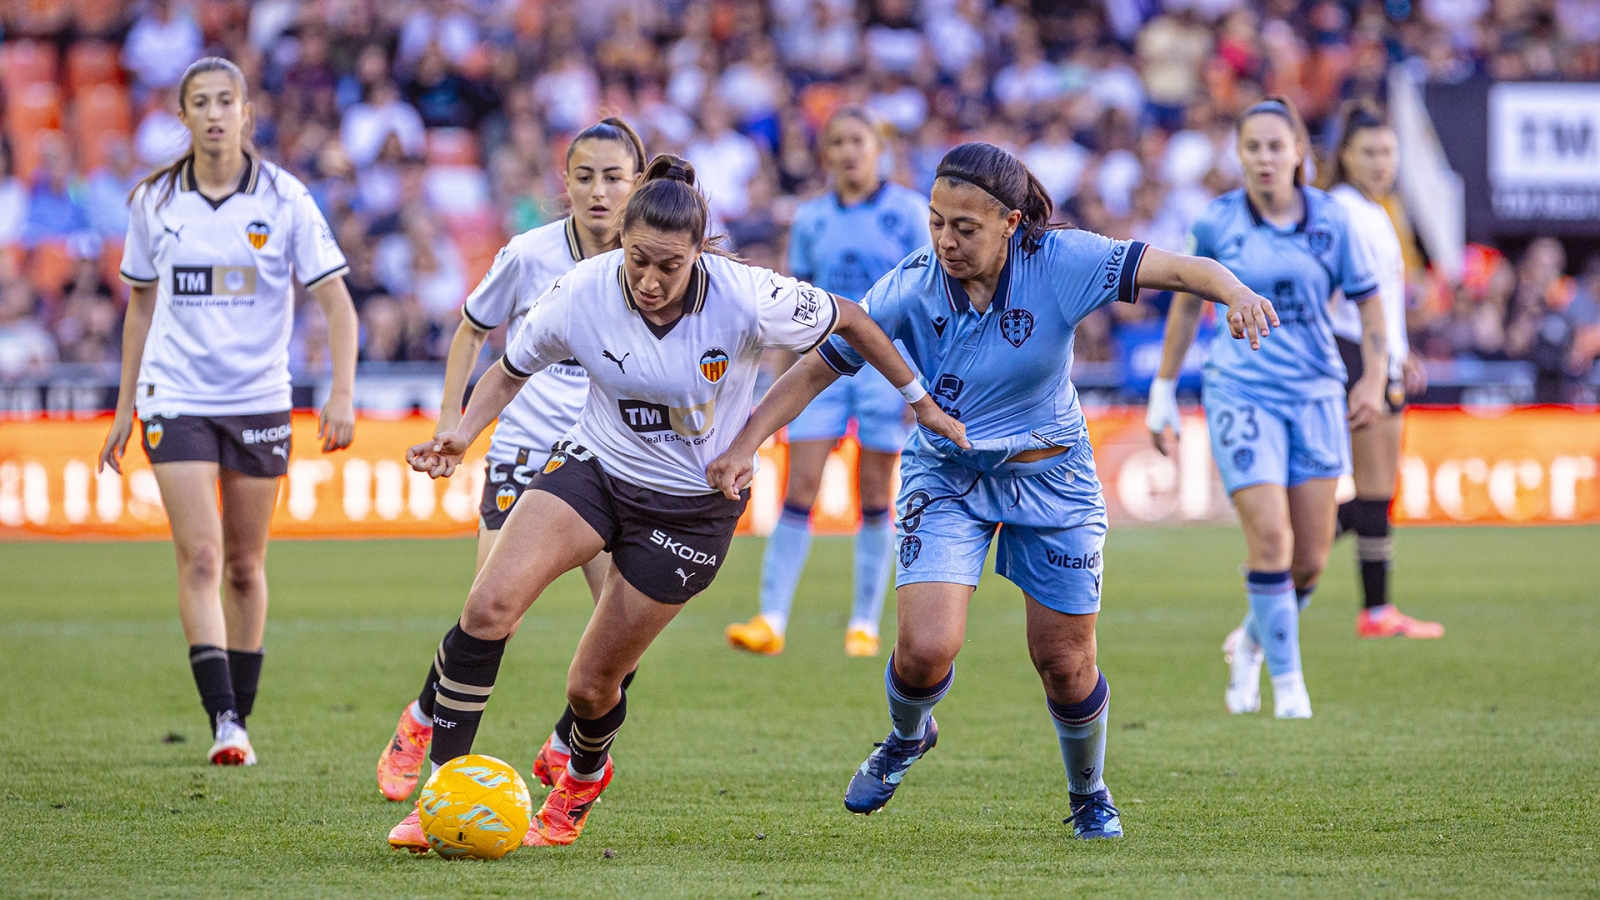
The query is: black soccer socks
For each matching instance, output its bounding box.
[227,648,263,728]
[568,692,628,778]
[188,645,238,735]
[427,624,508,767]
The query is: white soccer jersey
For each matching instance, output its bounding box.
[462,217,591,464]
[120,155,349,417]
[502,251,842,496]
[1329,184,1408,377]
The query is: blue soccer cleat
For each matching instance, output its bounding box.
[844,718,938,814]
[1066,789,1123,839]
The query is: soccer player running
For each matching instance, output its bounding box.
[707,142,1278,839]
[375,118,651,804]
[97,58,357,765]
[388,156,965,852]
[1321,102,1444,640]
[725,107,928,658]
[1146,97,1387,719]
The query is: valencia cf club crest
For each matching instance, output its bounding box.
[543,453,566,474]
[246,220,270,250]
[145,420,164,449]
[1000,308,1035,347]
[899,535,922,568]
[699,348,729,383]
[494,484,517,512]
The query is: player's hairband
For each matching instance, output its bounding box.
[1243,99,1295,122]
[1346,108,1386,132]
[935,168,1021,213]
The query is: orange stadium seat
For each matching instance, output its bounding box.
[454,227,506,288]
[9,0,73,38]
[72,0,128,37]
[65,41,122,95]
[426,128,480,167]
[72,84,133,171]
[27,241,74,300]
[0,39,59,93]
[5,83,65,179]
[99,237,126,293]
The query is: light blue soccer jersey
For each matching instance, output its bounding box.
[789,182,928,301]
[1191,187,1377,401]
[820,229,1149,462]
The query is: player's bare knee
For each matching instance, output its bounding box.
[1249,526,1294,570]
[1031,647,1096,703]
[892,643,957,688]
[222,553,265,595]
[565,677,620,719]
[176,541,223,588]
[460,589,517,639]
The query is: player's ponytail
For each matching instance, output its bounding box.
[1239,95,1311,187]
[568,116,647,175]
[934,142,1069,256]
[1320,100,1390,191]
[129,57,260,210]
[622,154,732,254]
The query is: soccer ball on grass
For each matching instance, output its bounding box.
[418,754,532,860]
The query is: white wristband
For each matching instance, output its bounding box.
[897,380,928,403]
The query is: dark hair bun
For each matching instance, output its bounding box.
[643,154,696,186]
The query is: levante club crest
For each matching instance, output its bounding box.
[699,348,729,383]
[246,220,270,250]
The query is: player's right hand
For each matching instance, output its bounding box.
[911,397,969,449]
[1146,377,1181,457]
[406,431,469,479]
[1225,289,1279,350]
[98,415,133,474]
[705,446,756,501]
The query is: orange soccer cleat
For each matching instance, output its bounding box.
[376,703,433,801]
[387,807,430,853]
[725,615,785,656]
[1356,605,1445,640]
[531,733,571,788]
[523,759,614,847]
[844,627,881,658]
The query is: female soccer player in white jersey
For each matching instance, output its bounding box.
[726,107,929,658]
[373,118,650,803]
[1147,97,1388,719]
[385,155,965,852]
[1321,102,1443,640]
[707,142,1278,840]
[96,58,357,766]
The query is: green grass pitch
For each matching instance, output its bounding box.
[3,526,1597,898]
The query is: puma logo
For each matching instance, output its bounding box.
[271,444,289,459]
[163,223,185,241]
[675,567,692,587]
[603,350,630,373]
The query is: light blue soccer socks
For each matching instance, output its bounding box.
[1048,670,1109,796]
[1247,570,1301,677]
[885,655,952,741]
[849,508,894,633]
[757,503,814,634]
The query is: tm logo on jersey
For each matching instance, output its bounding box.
[791,286,823,326]
[173,265,258,297]
[617,398,716,438]
[1000,308,1035,347]
[650,530,719,566]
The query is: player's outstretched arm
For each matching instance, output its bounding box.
[1348,294,1388,431]
[1147,292,1205,457]
[97,285,158,474]
[830,299,967,447]
[707,352,842,499]
[1135,247,1278,350]
[312,277,359,453]
[437,316,493,435]
[406,361,525,479]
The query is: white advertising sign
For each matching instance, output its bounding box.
[1488,83,1600,221]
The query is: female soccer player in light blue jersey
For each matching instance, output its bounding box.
[1147,97,1389,720]
[709,142,1278,839]
[725,107,929,659]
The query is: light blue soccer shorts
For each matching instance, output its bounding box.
[788,364,914,453]
[1202,377,1351,495]
[893,440,1107,615]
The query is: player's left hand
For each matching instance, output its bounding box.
[706,447,756,501]
[407,431,469,478]
[1225,289,1279,350]
[318,393,356,453]
[1349,375,1385,430]
[1402,355,1428,396]
[911,397,969,449]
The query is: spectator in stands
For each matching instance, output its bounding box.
[120,0,204,91]
[1506,239,1599,402]
[404,42,496,130]
[685,99,762,222]
[373,208,466,327]
[0,139,27,249]
[52,234,119,366]
[22,138,90,246]
[342,80,427,168]
[0,280,57,379]
[84,137,142,239]
[134,87,190,167]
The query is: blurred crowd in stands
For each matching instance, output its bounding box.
[1,0,1598,401]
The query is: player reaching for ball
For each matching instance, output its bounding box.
[725,107,929,658]
[1321,102,1444,640]
[97,58,358,766]
[375,118,650,804]
[387,155,965,853]
[1146,97,1388,719]
[707,142,1277,839]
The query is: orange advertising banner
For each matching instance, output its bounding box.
[1,408,1596,541]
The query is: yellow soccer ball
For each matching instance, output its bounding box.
[418,754,532,860]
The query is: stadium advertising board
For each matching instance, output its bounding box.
[2,409,1596,539]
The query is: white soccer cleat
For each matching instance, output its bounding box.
[1271,672,1313,719]
[1223,626,1263,714]
[208,719,257,766]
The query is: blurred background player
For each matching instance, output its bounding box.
[711,142,1276,840]
[375,118,648,804]
[96,57,357,765]
[724,107,927,659]
[1321,102,1445,641]
[388,156,960,853]
[1148,97,1387,720]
